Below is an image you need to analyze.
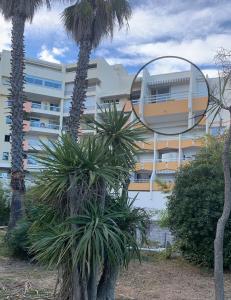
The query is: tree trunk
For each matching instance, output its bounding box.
[87,259,99,300]
[66,37,92,299]
[8,15,26,230]
[68,175,88,300]
[97,258,119,300]
[214,110,231,300]
[68,39,92,141]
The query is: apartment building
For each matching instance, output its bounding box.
[0,50,225,212]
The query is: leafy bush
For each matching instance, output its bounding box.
[167,136,231,268]
[0,184,10,226]
[7,191,55,259]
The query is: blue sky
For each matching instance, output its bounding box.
[0,0,231,76]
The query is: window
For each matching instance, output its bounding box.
[5,116,12,125]
[102,99,119,104]
[2,152,9,160]
[150,86,170,102]
[25,75,62,90]
[44,80,62,89]
[4,135,10,142]
[25,75,43,86]
[210,127,225,136]
[50,103,60,112]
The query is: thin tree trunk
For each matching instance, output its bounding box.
[68,39,92,141]
[97,258,119,300]
[69,175,88,300]
[8,15,26,230]
[66,38,92,299]
[214,110,231,300]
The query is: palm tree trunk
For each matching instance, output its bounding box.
[68,39,92,141]
[214,110,231,300]
[97,257,119,300]
[67,39,92,300]
[8,15,26,230]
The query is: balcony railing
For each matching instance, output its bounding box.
[31,103,60,112]
[30,121,60,130]
[133,91,207,105]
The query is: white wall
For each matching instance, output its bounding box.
[128,190,168,213]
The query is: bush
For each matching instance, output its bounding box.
[167,136,231,268]
[0,184,10,226]
[7,190,54,259]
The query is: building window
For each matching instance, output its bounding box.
[44,80,62,89]
[25,75,62,90]
[150,86,170,102]
[2,152,9,160]
[5,116,12,125]
[4,135,10,142]
[25,75,43,86]
[210,127,225,136]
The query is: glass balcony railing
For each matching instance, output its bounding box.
[30,121,60,130]
[31,103,60,112]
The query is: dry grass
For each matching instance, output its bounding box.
[1,234,231,299]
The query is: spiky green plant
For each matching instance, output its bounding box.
[86,104,147,170]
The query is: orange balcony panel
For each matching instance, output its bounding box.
[135,162,153,171]
[136,141,153,151]
[128,182,174,192]
[23,120,30,132]
[199,116,206,125]
[192,97,208,111]
[143,100,188,117]
[181,138,204,148]
[157,140,178,150]
[156,161,178,171]
[129,182,150,191]
[124,101,132,112]
[23,101,32,113]
[23,140,29,151]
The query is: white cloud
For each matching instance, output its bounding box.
[38,45,69,63]
[52,46,68,56]
[0,16,11,51]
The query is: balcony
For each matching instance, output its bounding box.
[133,91,208,118]
[128,181,173,191]
[31,102,61,116]
[30,121,60,135]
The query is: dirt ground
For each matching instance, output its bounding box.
[1,254,231,300]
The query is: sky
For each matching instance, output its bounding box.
[0,0,231,77]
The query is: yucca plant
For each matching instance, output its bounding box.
[30,105,148,300]
[87,104,146,169]
[29,194,149,300]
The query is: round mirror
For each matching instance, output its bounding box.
[130,56,209,135]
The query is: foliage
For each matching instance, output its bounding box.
[0,184,10,226]
[7,191,57,258]
[30,198,140,276]
[62,0,131,48]
[85,104,147,171]
[167,136,231,268]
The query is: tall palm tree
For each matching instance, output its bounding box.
[0,0,72,230]
[63,0,132,141]
[62,3,131,298]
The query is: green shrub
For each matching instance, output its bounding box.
[167,136,231,268]
[7,190,55,259]
[0,184,10,226]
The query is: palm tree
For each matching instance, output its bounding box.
[0,0,73,230]
[63,0,132,141]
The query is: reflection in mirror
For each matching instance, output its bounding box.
[130,57,209,135]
